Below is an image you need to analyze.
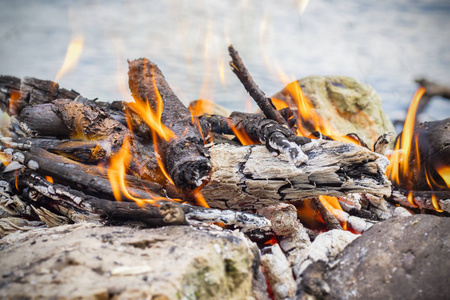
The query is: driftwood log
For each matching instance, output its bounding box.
[202,142,391,210]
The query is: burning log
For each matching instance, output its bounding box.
[203,142,391,211]
[127,58,212,191]
[0,148,271,232]
[198,112,313,164]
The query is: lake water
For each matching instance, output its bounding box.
[1,0,449,127]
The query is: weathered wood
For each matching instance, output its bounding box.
[128,58,212,191]
[202,141,391,211]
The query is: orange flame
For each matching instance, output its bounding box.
[385,88,446,212]
[386,87,425,186]
[54,34,84,83]
[127,72,176,142]
[218,57,226,89]
[285,81,358,144]
[45,176,54,184]
[226,119,256,146]
[431,194,444,212]
[188,99,214,116]
[436,166,450,188]
[318,195,348,230]
[107,137,178,207]
[0,153,9,166]
[270,98,289,110]
[192,187,210,208]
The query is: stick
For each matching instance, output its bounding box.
[228,45,288,127]
[313,198,343,230]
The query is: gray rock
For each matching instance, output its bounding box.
[0,223,267,299]
[272,76,395,147]
[298,215,450,299]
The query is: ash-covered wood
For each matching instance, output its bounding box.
[0,145,166,201]
[260,244,296,299]
[9,76,80,116]
[128,58,212,190]
[203,141,391,211]
[298,215,450,299]
[199,111,312,164]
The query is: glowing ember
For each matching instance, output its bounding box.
[45,176,54,184]
[318,195,348,230]
[226,119,256,146]
[54,34,84,83]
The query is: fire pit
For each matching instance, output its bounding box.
[0,45,448,299]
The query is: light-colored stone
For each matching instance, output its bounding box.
[0,223,265,299]
[272,76,395,147]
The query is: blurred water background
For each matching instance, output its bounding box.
[1,0,449,128]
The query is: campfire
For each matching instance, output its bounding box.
[0,45,448,299]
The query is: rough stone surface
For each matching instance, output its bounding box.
[272,76,395,147]
[0,223,265,299]
[298,215,450,300]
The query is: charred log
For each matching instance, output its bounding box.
[391,118,449,191]
[128,58,212,191]
[198,112,313,164]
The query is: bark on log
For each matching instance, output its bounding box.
[202,141,391,211]
[128,58,212,191]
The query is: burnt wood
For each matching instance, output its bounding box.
[128,58,212,191]
[228,45,288,127]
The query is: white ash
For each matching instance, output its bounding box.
[261,244,297,300]
[27,160,39,170]
[295,229,359,282]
